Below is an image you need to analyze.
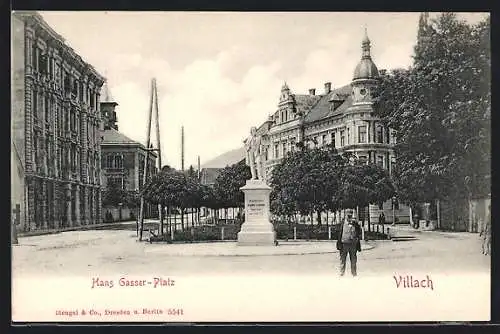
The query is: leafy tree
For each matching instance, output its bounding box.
[373,13,490,210]
[339,161,395,218]
[213,159,251,220]
[102,181,128,207]
[187,165,196,178]
[270,144,345,225]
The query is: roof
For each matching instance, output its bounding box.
[101,80,116,104]
[294,94,322,115]
[303,84,352,123]
[101,128,138,145]
[101,129,158,156]
[353,58,379,80]
[353,29,379,80]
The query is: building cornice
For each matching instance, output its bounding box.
[14,11,105,87]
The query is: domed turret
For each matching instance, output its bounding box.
[353,28,379,80]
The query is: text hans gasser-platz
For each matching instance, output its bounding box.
[91,276,175,289]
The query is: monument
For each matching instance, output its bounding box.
[237,127,277,246]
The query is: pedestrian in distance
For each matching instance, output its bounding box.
[480,210,491,256]
[337,210,362,277]
[379,212,386,226]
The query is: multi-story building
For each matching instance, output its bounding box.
[249,30,409,223]
[100,82,158,221]
[11,11,106,232]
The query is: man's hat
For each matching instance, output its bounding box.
[346,209,354,216]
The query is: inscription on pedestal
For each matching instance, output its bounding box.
[247,199,266,220]
[238,179,276,246]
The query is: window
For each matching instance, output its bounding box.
[274,144,279,159]
[70,111,76,131]
[282,142,287,157]
[358,126,367,143]
[31,44,38,71]
[290,139,296,152]
[265,148,269,160]
[347,128,350,145]
[376,125,384,143]
[340,131,345,146]
[80,83,84,102]
[64,73,71,94]
[71,145,77,172]
[331,132,336,148]
[314,137,318,148]
[73,80,79,97]
[39,52,47,74]
[377,156,384,167]
[378,203,383,210]
[114,155,123,169]
[322,134,327,146]
[108,177,124,190]
[106,155,114,168]
[45,96,50,123]
[48,56,53,78]
[32,90,38,120]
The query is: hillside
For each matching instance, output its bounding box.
[202,147,245,168]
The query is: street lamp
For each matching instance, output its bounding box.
[118,202,123,222]
[392,196,396,226]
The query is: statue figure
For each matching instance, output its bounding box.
[244,127,262,180]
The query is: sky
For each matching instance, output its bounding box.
[38,11,488,170]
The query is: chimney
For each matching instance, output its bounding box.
[309,88,316,96]
[324,82,332,94]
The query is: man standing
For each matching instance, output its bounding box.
[337,210,362,277]
[379,212,386,225]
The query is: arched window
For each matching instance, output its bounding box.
[376,125,384,143]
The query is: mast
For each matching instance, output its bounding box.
[197,155,201,180]
[181,126,185,172]
[138,79,154,241]
[153,79,164,235]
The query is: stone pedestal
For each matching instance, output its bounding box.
[237,179,276,246]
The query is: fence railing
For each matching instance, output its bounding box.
[150,222,390,242]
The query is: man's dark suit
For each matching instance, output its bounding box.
[336,220,362,276]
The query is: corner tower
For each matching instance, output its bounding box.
[351,28,379,105]
[100,80,119,130]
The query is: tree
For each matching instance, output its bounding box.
[373,13,490,211]
[340,162,395,209]
[213,159,251,220]
[187,165,196,178]
[270,144,345,225]
[102,181,128,207]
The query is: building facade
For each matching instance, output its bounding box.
[12,12,106,232]
[250,30,409,223]
[100,82,158,221]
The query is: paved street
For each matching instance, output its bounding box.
[12,224,490,277]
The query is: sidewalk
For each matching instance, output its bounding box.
[145,239,376,257]
[16,220,150,238]
[386,223,480,240]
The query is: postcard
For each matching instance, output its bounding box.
[11,11,491,322]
